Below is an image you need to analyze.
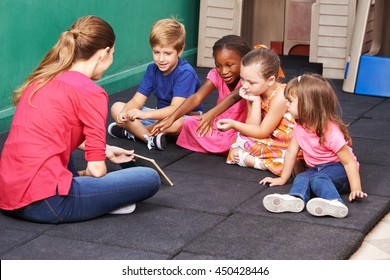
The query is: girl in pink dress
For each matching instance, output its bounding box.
[152,35,251,153]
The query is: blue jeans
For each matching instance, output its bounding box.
[8,166,160,224]
[289,162,350,204]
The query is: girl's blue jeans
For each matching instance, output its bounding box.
[289,162,350,204]
[8,165,160,224]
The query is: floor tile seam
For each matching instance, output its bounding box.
[143,200,230,217]
[357,160,390,167]
[340,100,387,105]
[231,210,370,236]
[163,167,262,184]
[174,249,229,260]
[228,187,269,214]
[0,231,45,258]
[170,213,234,260]
[159,152,195,169]
[358,116,390,121]
[41,231,173,256]
[351,136,390,143]
[1,224,55,234]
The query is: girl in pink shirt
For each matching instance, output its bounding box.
[260,74,367,218]
[0,16,159,223]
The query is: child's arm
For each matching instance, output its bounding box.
[337,145,368,201]
[114,92,147,124]
[128,96,187,121]
[241,88,261,125]
[195,87,241,137]
[217,90,287,138]
[151,80,216,134]
[259,137,300,186]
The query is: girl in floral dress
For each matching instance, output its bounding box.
[216,48,295,175]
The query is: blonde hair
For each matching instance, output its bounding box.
[12,15,115,105]
[149,18,186,52]
[284,74,352,146]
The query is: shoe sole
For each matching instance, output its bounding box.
[109,204,136,215]
[107,122,119,139]
[306,198,348,218]
[155,134,168,150]
[263,194,304,213]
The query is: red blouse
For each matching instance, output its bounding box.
[0,71,108,210]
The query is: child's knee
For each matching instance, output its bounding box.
[110,102,125,116]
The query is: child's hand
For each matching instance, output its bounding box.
[349,190,368,201]
[127,108,144,121]
[195,112,215,137]
[151,117,173,135]
[216,119,232,132]
[115,112,129,125]
[239,87,260,102]
[259,176,286,187]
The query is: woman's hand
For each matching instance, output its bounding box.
[105,145,135,164]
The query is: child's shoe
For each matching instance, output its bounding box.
[109,203,136,215]
[263,194,304,213]
[306,198,348,218]
[144,134,167,151]
[108,122,135,141]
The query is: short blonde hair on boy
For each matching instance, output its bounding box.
[149,18,186,52]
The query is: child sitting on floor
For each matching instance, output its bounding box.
[216,48,295,176]
[260,74,367,218]
[108,18,202,150]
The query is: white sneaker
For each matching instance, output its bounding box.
[306,198,348,218]
[109,203,136,215]
[263,194,304,213]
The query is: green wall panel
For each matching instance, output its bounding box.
[0,0,200,133]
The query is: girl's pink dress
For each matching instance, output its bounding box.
[176,69,247,154]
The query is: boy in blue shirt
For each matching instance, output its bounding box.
[108,18,202,150]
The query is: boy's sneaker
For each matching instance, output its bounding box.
[263,194,304,213]
[109,203,136,215]
[108,122,135,141]
[306,198,348,218]
[144,133,167,151]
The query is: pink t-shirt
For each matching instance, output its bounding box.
[293,122,358,168]
[0,71,108,210]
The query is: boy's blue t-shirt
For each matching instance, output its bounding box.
[137,58,203,111]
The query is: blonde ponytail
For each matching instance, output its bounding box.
[12,15,115,106]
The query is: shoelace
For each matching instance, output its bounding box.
[124,130,135,141]
[143,134,154,150]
